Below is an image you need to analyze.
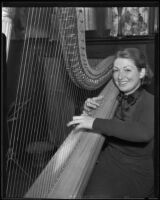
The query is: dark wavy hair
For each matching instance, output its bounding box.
[114,48,153,86]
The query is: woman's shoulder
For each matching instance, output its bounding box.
[143,89,154,101]
[132,89,154,119]
[141,89,154,108]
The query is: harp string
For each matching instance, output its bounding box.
[13,7,41,196]
[6,7,35,196]
[15,7,39,189]
[38,7,70,196]
[19,7,44,195]
[7,7,33,163]
[32,7,65,196]
[29,6,54,181]
[57,7,78,175]
[47,8,71,191]
[45,7,87,192]
[27,7,58,194]
[42,7,77,195]
[6,8,29,196]
[22,7,40,181]
[55,8,88,178]
[25,7,49,183]
[42,7,61,195]
[56,7,72,155]
[10,7,54,196]
[51,7,66,147]
[56,5,73,178]
[10,7,47,196]
[41,7,60,173]
[39,7,62,195]
[20,7,50,194]
[44,7,64,150]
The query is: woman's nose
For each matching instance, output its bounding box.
[118,71,124,80]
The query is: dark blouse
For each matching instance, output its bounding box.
[92,87,154,157]
[84,87,154,198]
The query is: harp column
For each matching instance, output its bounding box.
[2,7,15,59]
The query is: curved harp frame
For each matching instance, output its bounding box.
[58,7,115,90]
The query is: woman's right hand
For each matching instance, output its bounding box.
[82,95,104,115]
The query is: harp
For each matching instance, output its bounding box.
[4,7,119,198]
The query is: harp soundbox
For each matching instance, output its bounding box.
[4,7,119,198]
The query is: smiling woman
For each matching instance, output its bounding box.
[67,47,154,198]
[113,59,144,95]
[112,48,149,95]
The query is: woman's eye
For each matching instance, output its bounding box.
[113,69,118,72]
[125,69,131,72]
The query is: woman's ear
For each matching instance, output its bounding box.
[139,68,146,79]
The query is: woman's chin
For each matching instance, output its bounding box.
[118,85,129,92]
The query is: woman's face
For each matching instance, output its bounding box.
[113,58,145,95]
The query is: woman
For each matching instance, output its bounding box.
[67,48,154,198]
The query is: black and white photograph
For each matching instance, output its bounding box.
[1,1,159,199]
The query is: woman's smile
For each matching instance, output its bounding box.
[118,81,128,86]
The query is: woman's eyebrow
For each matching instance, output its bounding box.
[123,65,133,69]
[113,66,119,68]
[113,65,134,69]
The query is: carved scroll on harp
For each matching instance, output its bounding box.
[58,7,115,90]
[23,7,119,199]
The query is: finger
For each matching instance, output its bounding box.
[87,97,103,107]
[86,98,91,102]
[66,121,73,127]
[67,120,79,127]
[84,104,92,111]
[74,124,83,131]
[86,102,98,108]
[81,111,89,116]
[92,95,104,101]
[90,99,100,107]
[73,116,84,120]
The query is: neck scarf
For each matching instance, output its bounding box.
[117,87,143,110]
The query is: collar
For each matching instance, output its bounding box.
[117,86,143,106]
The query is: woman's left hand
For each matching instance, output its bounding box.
[67,115,95,130]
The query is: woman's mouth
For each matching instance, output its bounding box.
[118,81,128,86]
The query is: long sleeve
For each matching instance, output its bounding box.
[92,90,154,143]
